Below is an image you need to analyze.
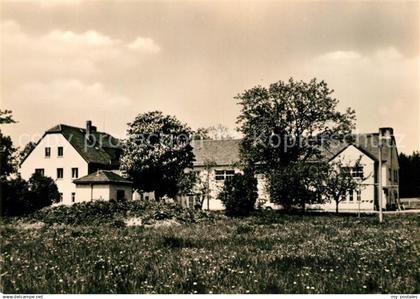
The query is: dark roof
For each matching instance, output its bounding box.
[45,124,122,166]
[191,139,241,166]
[322,133,394,162]
[191,133,396,167]
[73,170,132,185]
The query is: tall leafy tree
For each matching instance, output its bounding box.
[235,78,356,209]
[399,151,420,198]
[0,109,17,178]
[120,111,194,200]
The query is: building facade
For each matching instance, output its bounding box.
[187,127,400,211]
[20,121,122,205]
[73,170,133,203]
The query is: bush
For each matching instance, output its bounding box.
[1,176,30,216]
[1,173,60,216]
[29,199,220,226]
[218,171,258,217]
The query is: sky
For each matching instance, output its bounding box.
[0,0,419,154]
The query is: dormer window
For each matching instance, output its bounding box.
[45,147,51,158]
[58,147,63,157]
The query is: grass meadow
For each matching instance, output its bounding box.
[0,208,419,294]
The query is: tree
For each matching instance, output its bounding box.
[218,170,258,217]
[193,127,211,140]
[18,141,37,165]
[399,152,420,198]
[0,109,16,124]
[321,159,366,214]
[0,131,17,178]
[207,124,235,140]
[120,111,194,200]
[0,173,59,216]
[268,163,322,212]
[0,176,29,216]
[0,110,18,179]
[193,159,217,210]
[235,78,356,210]
[192,125,236,140]
[27,172,61,210]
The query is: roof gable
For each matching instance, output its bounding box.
[73,170,132,185]
[21,123,122,166]
[191,139,241,166]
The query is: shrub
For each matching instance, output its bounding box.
[27,173,60,210]
[218,171,258,217]
[1,176,30,216]
[1,173,60,216]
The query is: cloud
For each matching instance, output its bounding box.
[47,30,117,47]
[127,37,161,53]
[8,0,81,6]
[318,50,362,61]
[307,47,419,153]
[17,79,132,110]
[0,19,161,84]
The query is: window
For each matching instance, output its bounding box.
[71,192,75,203]
[35,168,44,176]
[215,170,235,181]
[59,193,63,202]
[352,166,364,178]
[71,168,79,178]
[342,166,364,178]
[58,147,63,157]
[349,190,354,201]
[356,190,361,202]
[394,170,398,182]
[57,168,64,179]
[45,147,51,158]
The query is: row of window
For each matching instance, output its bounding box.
[348,189,362,202]
[35,168,79,179]
[58,192,76,203]
[45,147,63,158]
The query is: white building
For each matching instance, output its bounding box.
[185,127,399,211]
[20,121,122,205]
[73,170,133,202]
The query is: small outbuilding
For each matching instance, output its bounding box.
[73,170,133,203]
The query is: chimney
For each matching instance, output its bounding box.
[86,120,92,136]
[379,127,393,146]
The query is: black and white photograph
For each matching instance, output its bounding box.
[0,0,419,296]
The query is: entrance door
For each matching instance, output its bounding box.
[116,190,125,201]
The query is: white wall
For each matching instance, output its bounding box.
[311,145,376,211]
[20,133,88,205]
[75,184,109,202]
[75,184,132,202]
[193,165,241,210]
[109,185,133,201]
